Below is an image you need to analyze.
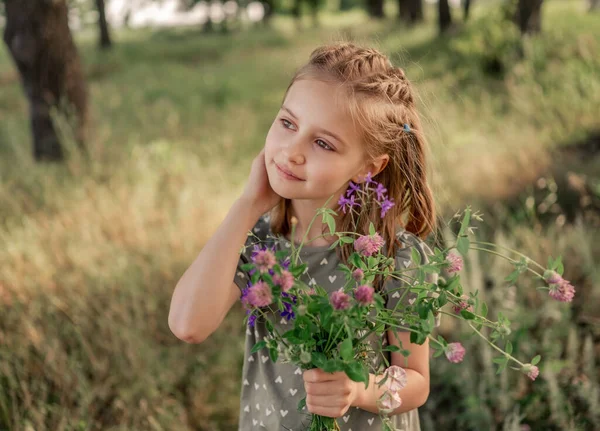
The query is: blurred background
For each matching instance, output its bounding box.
[0,0,598,430]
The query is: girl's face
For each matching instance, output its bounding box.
[264,79,369,204]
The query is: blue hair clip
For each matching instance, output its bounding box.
[403,123,411,133]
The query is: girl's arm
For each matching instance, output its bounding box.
[168,149,281,344]
[168,197,261,344]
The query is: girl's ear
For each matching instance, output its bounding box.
[353,154,390,183]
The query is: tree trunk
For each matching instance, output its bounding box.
[366,0,385,19]
[398,0,423,23]
[590,0,600,11]
[438,0,452,33]
[95,0,112,49]
[516,0,544,34]
[463,0,472,21]
[3,0,88,162]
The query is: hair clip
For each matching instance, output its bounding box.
[403,123,411,133]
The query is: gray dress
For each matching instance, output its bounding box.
[234,215,437,431]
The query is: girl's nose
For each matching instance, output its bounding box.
[283,139,306,165]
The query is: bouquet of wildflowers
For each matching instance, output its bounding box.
[239,178,575,431]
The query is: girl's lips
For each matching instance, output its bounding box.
[275,163,304,181]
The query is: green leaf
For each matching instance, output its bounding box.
[531,355,541,365]
[340,338,353,362]
[340,236,354,244]
[240,263,254,272]
[291,264,307,278]
[329,239,340,250]
[480,302,488,318]
[343,362,368,385]
[269,347,278,363]
[382,345,401,352]
[457,236,469,257]
[265,319,274,333]
[323,212,336,235]
[250,341,267,354]
[411,248,422,266]
[369,222,376,236]
[460,310,476,320]
[297,397,306,411]
[505,341,513,355]
[311,352,327,368]
[458,208,471,237]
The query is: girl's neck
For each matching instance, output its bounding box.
[287,198,338,247]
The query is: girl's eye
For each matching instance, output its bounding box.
[280,118,334,151]
[281,119,294,129]
[316,139,334,151]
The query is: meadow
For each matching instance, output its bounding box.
[0,1,598,429]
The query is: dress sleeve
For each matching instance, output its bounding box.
[233,214,272,292]
[383,231,441,330]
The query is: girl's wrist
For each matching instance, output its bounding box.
[234,196,266,224]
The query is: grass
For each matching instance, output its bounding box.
[0,0,598,429]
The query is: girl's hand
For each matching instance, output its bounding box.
[303,369,360,418]
[240,148,282,215]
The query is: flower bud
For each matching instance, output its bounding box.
[300,350,311,364]
[297,304,307,316]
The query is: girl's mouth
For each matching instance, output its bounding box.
[275,163,305,181]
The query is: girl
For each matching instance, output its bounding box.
[169,42,438,431]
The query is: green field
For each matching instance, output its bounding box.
[1,1,599,430]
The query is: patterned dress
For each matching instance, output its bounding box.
[234,215,437,431]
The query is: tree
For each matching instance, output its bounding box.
[366,0,385,19]
[515,0,544,34]
[95,0,112,49]
[3,0,88,162]
[463,0,472,21]
[398,0,423,23]
[438,0,452,33]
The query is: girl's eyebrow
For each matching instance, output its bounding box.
[281,105,348,148]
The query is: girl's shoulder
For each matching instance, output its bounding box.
[393,226,434,264]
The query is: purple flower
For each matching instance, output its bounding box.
[280,293,297,321]
[452,294,473,314]
[243,281,273,308]
[346,181,361,197]
[365,172,376,185]
[385,365,408,392]
[543,270,575,302]
[549,279,575,302]
[252,249,276,274]
[338,194,361,214]
[378,390,402,414]
[446,252,463,275]
[379,197,395,218]
[522,364,539,381]
[247,312,257,328]
[354,233,385,257]
[354,284,375,306]
[543,270,562,285]
[273,270,295,292]
[331,289,351,310]
[445,342,466,363]
[375,183,388,201]
[352,268,364,282]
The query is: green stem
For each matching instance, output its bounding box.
[469,246,543,279]
[471,240,546,272]
[468,322,525,368]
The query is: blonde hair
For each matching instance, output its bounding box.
[270,42,437,266]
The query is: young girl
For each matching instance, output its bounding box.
[169,42,438,431]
